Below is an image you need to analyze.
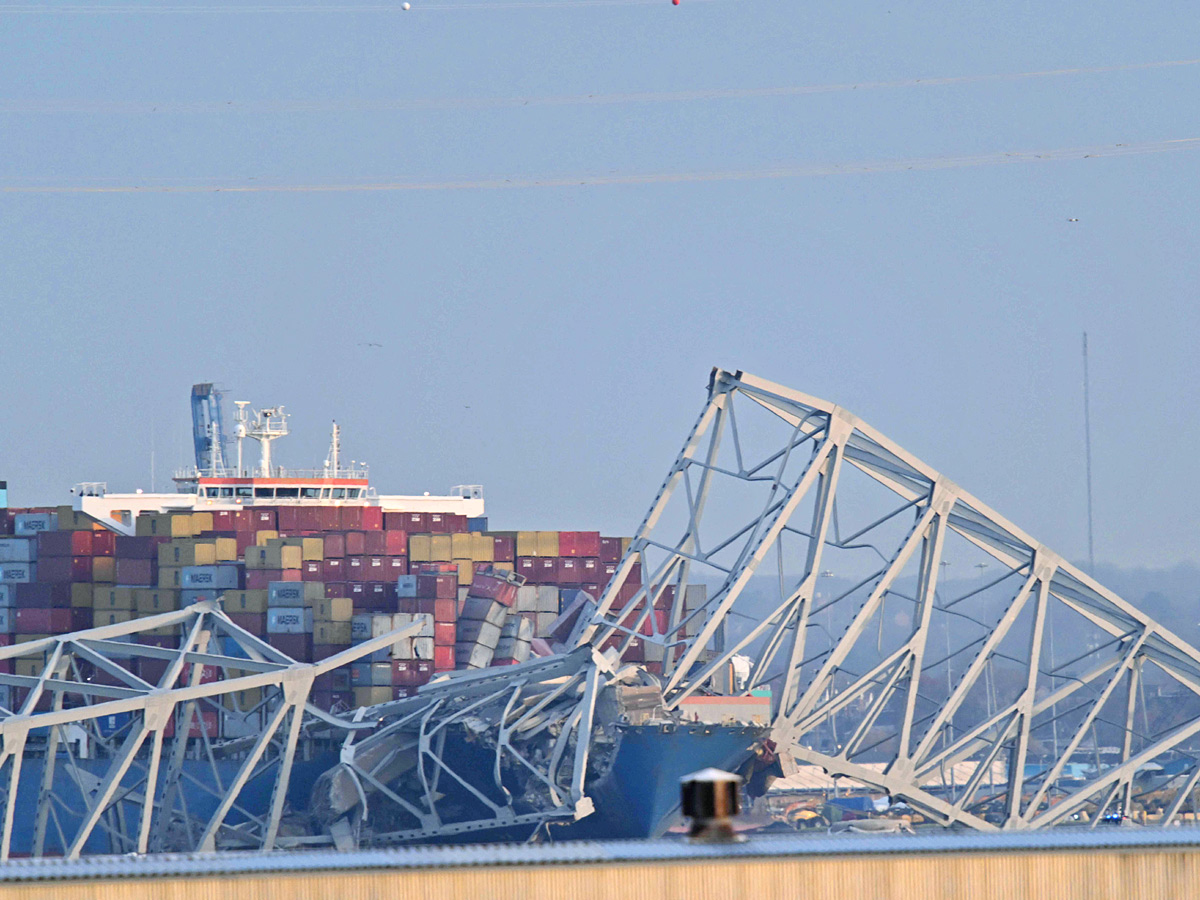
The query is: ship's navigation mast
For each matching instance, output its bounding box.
[234,402,289,477]
[324,422,341,477]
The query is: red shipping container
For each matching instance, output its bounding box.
[324,582,348,600]
[599,537,622,564]
[276,507,300,532]
[114,535,159,559]
[323,533,346,559]
[433,598,456,622]
[301,560,323,582]
[345,556,366,582]
[322,558,345,580]
[558,558,582,585]
[580,557,600,581]
[182,663,220,684]
[344,533,365,556]
[227,612,266,634]
[365,556,388,576]
[582,582,603,598]
[416,598,436,616]
[235,531,256,557]
[91,530,116,557]
[385,556,408,577]
[382,529,408,555]
[279,569,302,583]
[433,645,454,671]
[361,506,383,530]
[537,557,558,583]
[361,531,386,555]
[492,536,515,562]
[516,557,538,584]
[383,512,406,531]
[428,513,447,532]
[245,569,278,590]
[402,512,430,532]
[163,709,220,739]
[294,508,321,532]
[251,509,277,530]
[211,510,236,531]
[15,607,72,633]
[558,532,578,558]
[0,634,10,675]
[434,622,456,645]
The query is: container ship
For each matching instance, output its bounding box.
[0,384,770,856]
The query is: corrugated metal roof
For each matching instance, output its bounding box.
[6,828,1200,883]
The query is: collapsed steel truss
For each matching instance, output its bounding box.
[4,367,1199,856]
[587,369,1200,829]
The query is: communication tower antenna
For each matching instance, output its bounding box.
[326,422,341,477]
[1083,332,1095,573]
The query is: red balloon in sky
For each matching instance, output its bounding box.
[672,0,679,5]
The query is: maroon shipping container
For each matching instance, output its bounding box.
[235,532,256,557]
[345,556,366,582]
[361,531,387,555]
[403,512,430,533]
[36,556,92,583]
[433,598,456,622]
[516,557,538,584]
[393,661,421,686]
[15,583,71,608]
[301,560,323,582]
[0,635,10,675]
[383,512,408,531]
[15,607,72,633]
[211,510,236,531]
[599,537,622,564]
[492,536,515,563]
[340,506,363,531]
[312,643,349,660]
[582,582,603,598]
[324,581,348,600]
[164,709,220,739]
[114,535,158,559]
[385,556,407,577]
[345,583,367,603]
[361,506,383,530]
[317,507,340,531]
[268,633,312,662]
[227,612,266,634]
[344,533,365,556]
[114,557,156,586]
[251,509,277,530]
[417,574,457,600]
[579,558,601,582]
[322,558,345,580]
[416,598,436,616]
[71,608,93,631]
[574,532,602,557]
[427,513,447,533]
[245,569,278,590]
[447,515,469,534]
[364,556,390,577]
[434,622,456,645]
[276,507,300,532]
[537,557,557,583]
[91,530,116,557]
[314,669,352,692]
[323,533,346,559]
[38,530,93,557]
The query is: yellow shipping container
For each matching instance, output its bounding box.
[94,586,136,610]
[91,556,116,583]
[55,506,82,531]
[158,566,183,589]
[516,531,539,557]
[492,562,514,574]
[223,589,268,614]
[536,531,560,557]
[14,633,51,644]
[301,537,324,561]
[213,537,238,562]
[141,622,177,636]
[135,589,179,614]
[15,659,43,678]
[353,686,392,707]
[262,545,303,569]
[95,609,133,626]
[450,533,472,560]
[470,533,495,562]
[455,559,474,586]
[135,513,166,537]
[312,596,352,622]
[255,530,279,547]
[621,537,633,555]
[71,582,93,608]
[430,535,453,561]
[158,540,216,568]
[314,621,352,645]
[168,513,195,537]
[191,511,214,533]
[231,688,263,709]
[409,534,432,562]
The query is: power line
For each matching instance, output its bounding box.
[3,137,1198,193]
[3,58,1197,115]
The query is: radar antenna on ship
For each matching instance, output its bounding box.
[324,422,341,478]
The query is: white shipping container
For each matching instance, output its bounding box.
[0,608,10,632]
[457,620,502,648]
[0,685,10,710]
[0,538,35,563]
[455,643,494,669]
[494,637,531,663]
[685,584,707,611]
[515,586,538,612]
[412,637,434,659]
[0,585,12,608]
[536,586,560,614]
[390,636,414,659]
[0,563,36,584]
[266,607,313,634]
[370,614,393,638]
[460,597,508,626]
[13,512,56,536]
[414,613,433,638]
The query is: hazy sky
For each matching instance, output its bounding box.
[1,0,1197,568]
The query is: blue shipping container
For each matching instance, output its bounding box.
[180,565,242,590]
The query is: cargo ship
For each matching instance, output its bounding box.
[0,383,769,854]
